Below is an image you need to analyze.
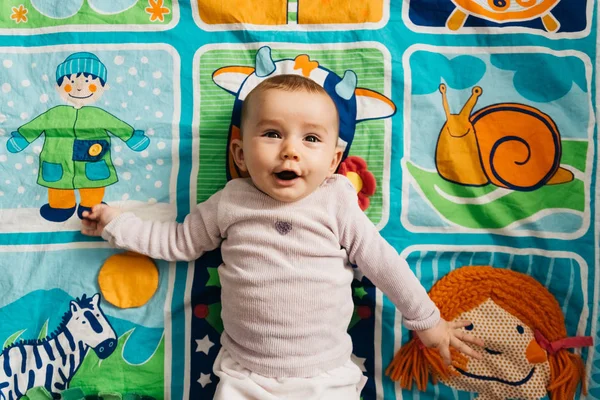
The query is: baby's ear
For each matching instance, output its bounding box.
[230,138,247,172]
[328,147,344,176]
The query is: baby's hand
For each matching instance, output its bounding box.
[80,204,122,237]
[415,319,484,366]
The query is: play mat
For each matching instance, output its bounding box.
[0,0,597,399]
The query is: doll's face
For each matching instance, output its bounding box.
[442,299,551,400]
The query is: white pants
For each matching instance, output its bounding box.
[213,348,367,400]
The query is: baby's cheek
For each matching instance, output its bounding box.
[64,84,72,93]
[89,84,97,92]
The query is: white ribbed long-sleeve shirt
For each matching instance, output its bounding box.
[102,175,440,378]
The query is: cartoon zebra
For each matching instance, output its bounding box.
[0,294,117,400]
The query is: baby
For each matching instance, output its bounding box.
[81,74,483,399]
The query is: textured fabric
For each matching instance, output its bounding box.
[212,347,366,400]
[102,174,439,378]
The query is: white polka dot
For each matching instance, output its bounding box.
[32,169,37,175]
[17,186,25,194]
[31,63,36,68]
[141,56,149,64]
[157,141,166,150]
[146,164,153,171]
[42,74,49,82]
[114,56,125,65]
[153,88,161,95]
[148,198,157,204]
[0,129,4,136]
[40,93,49,103]
[153,71,162,79]
[35,194,40,200]
[122,172,132,180]
[33,146,42,154]
[141,150,149,158]
[5,180,10,184]
[146,174,151,179]
[104,101,110,105]
[156,159,164,165]
[144,106,149,110]
[113,158,123,166]
[135,117,141,121]
[135,185,141,192]
[7,101,13,107]
[116,77,123,83]
[122,193,130,201]
[114,145,122,153]
[128,67,137,76]
[155,111,163,118]
[0,113,7,123]
[0,155,7,162]
[121,102,127,108]
[26,156,33,164]
[0,191,3,197]
[139,81,147,88]
[146,128,155,136]
[128,159,135,165]
[15,163,22,170]
[20,112,28,120]
[128,91,133,96]
[3,60,13,68]
[2,83,11,93]
[154,181,162,188]
[21,80,30,87]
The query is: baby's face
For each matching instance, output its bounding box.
[57,73,107,107]
[232,88,342,202]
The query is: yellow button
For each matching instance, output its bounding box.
[88,143,103,157]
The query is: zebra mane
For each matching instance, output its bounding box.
[1,295,95,354]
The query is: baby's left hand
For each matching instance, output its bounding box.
[415,319,484,366]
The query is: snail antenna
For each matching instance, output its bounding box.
[460,86,483,118]
[439,84,451,119]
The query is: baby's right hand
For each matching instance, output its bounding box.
[81,204,122,237]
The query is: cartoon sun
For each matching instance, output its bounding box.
[98,251,159,309]
[386,266,592,400]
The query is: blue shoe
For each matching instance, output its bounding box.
[40,204,76,222]
[77,202,106,220]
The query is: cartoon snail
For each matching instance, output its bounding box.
[435,84,574,191]
[445,0,561,33]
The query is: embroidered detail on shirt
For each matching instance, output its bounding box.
[275,221,292,235]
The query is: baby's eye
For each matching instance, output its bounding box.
[304,135,320,143]
[263,131,281,139]
[465,323,474,331]
[516,325,524,334]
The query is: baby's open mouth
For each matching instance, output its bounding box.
[275,171,299,180]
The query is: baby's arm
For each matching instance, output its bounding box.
[336,179,482,363]
[82,191,223,262]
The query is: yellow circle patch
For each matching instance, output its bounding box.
[88,143,103,157]
[346,171,363,193]
[98,251,159,309]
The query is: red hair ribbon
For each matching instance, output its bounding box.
[534,329,593,355]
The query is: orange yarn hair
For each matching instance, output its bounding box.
[385,266,587,399]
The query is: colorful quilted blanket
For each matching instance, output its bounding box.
[0,1,597,399]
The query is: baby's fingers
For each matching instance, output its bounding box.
[438,341,452,366]
[450,336,483,360]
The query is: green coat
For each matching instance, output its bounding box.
[18,105,135,189]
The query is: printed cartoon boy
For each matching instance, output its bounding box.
[6,52,149,222]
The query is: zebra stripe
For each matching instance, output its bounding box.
[42,341,54,362]
[44,364,53,391]
[32,346,42,370]
[64,330,75,351]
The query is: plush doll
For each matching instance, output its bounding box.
[386,266,593,400]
